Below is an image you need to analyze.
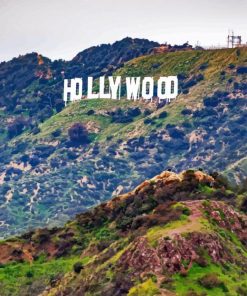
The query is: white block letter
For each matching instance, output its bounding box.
[168,76,178,99]
[142,77,154,101]
[100,76,111,99]
[87,77,99,99]
[157,76,178,102]
[126,77,140,101]
[109,76,121,100]
[63,78,83,105]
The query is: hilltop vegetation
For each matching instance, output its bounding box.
[0,47,246,237]
[0,37,159,144]
[0,170,246,295]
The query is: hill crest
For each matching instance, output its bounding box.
[0,169,246,296]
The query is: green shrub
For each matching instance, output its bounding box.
[52,129,61,137]
[182,207,191,216]
[68,123,89,144]
[198,273,222,289]
[26,270,34,278]
[237,284,247,296]
[158,111,168,119]
[73,262,84,273]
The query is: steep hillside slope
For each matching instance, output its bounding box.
[0,48,247,238]
[0,37,159,145]
[0,170,246,296]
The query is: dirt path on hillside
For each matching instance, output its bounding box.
[165,200,204,238]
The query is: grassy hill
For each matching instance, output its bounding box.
[0,38,159,145]
[0,170,246,295]
[0,48,247,238]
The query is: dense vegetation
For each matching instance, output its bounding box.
[0,37,159,145]
[0,170,246,295]
[0,47,247,237]
[0,43,247,295]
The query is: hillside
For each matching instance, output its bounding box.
[0,37,159,145]
[0,47,246,238]
[0,170,246,296]
[0,48,247,237]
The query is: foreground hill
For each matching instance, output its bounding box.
[0,170,246,295]
[0,47,247,238]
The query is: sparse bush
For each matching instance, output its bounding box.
[32,229,50,244]
[106,135,113,141]
[182,207,191,216]
[127,107,141,117]
[168,128,185,139]
[96,240,111,251]
[67,150,78,160]
[182,121,192,128]
[73,262,84,273]
[0,184,11,195]
[181,108,192,116]
[20,154,29,163]
[228,63,235,69]
[203,96,220,107]
[68,123,89,144]
[35,144,55,158]
[26,270,34,278]
[50,158,59,168]
[54,99,64,112]
[52,129,61,137]
[237,284,247,296]
[87,109,95,116]
[158,111,168,119]
[144,109,152,116]
[7,117,27,138]
[195,256,208,267]
[110,107,140,123]
[183,74,204,89]
[32,126,41,135]
[116,216,133,231]
[198,273,223,289]
[199,62,208,70]
[237,66,247,74]
[152,63,161,69]
[29,156,40,167]
[144,118,154,125]
[185,290,206,296]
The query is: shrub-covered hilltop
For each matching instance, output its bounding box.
[0,46,247,237]
[0,170,246,296]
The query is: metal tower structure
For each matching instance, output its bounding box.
[227,31,242,48]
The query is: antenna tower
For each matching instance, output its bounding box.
[227,30,242,48]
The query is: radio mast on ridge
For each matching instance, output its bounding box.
[227,30,242,48]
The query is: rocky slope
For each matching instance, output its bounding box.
[0,47,247,238]
[0,170,246,296]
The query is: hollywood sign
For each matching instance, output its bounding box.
[63,76,178,105]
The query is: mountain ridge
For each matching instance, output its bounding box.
[0,169,246,295]
[0,37,160,145]
[0,47,247,238]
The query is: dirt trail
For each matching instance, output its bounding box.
[165,200,204,238]
[22,248,34,264]
[183,200,203,219]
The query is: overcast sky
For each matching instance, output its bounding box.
[0,0,246,62]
